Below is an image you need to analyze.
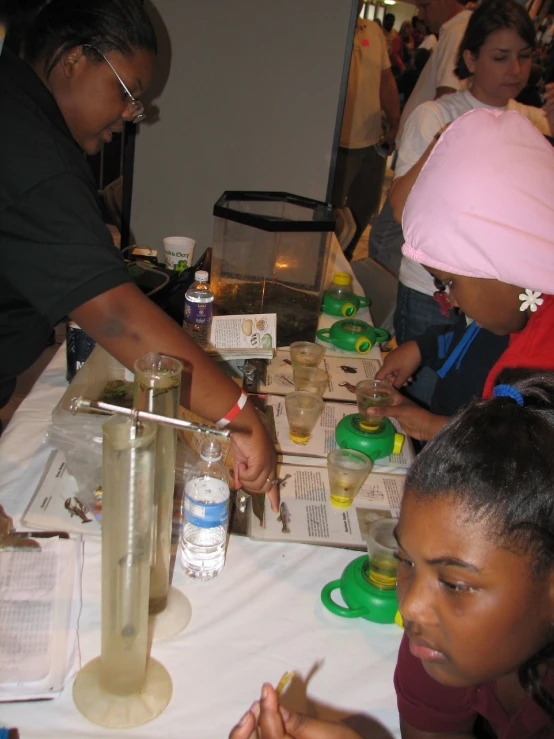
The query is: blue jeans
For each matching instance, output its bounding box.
[369,197,404,279]
[393,282,458,407]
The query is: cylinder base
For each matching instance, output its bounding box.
[73,656,172,729]
[150,586,192,641]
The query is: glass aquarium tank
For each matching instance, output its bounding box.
[211,192,335,346]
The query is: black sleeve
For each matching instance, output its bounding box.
[415,326,445,367]
[4,171,131,325]
[414,319,464,371]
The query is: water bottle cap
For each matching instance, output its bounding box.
[195,270,209,282]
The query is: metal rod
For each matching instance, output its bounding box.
[69,396,231,438]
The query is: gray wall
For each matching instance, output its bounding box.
[130,0,355,260]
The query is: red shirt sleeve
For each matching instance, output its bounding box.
[394,633,478,733]
[483,295,554,398]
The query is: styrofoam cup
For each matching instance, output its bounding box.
[162,236,196,272]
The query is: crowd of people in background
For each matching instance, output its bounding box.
[335,0,554,262]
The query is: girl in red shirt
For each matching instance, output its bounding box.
[230,368,554,738]
[375,107,554,441]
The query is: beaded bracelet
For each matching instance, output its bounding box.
[216,391,248,428]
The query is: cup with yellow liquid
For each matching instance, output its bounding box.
[327,448,372,508]
[285,391,324,444]
[355,379,395,431]
[366,517,398,591]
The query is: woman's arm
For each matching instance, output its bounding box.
[542,82,554,136]
[389,134,440,223]
[70,282,278,504]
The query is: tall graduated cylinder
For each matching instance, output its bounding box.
[101,415,157,695]
[134,353,183,614]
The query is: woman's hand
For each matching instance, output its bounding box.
[376,342,421,388]
[229,684,362,739]
[231,407,279,511]
[543,82,554,136]
[70,283,280,510]
[366,392,448,441]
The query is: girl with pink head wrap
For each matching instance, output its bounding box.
[373,107,554,440]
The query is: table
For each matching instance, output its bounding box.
[0,245,402,739]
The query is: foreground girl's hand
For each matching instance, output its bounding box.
[229,684,362,739]
[376,341,421,388]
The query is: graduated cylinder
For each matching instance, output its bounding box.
[101,415,157,694]
[133,353,182,614]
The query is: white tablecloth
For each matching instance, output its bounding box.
[0,244,401,739]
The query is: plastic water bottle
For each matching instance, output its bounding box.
[325,271,354,300]
[184,270,214,346]
[180,440,229,580]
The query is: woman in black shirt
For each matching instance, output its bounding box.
[0,0,278,506]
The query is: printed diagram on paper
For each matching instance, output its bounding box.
[248,464,404,549]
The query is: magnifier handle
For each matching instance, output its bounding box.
[374,328,390,343]
[320,580,366,618]
[316,329,332,344]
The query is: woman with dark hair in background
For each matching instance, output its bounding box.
[0,0,278,505]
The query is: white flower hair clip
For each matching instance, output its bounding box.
[519,289,543,313]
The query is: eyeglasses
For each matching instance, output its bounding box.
[83,44,146,124]
[433,276,453,294]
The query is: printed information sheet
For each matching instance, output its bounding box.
[259,349,381,402]
[206,314,277,360]
[248,464,404,549]
[0,536,82,700]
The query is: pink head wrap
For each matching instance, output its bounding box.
[402,108,554,294]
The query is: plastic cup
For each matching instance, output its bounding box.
[292,366,329,397]
[366,517,399,590]
[355,379,395,431]
[285,391,324,444]
[327,448,372,508]
[162,236,196,272]
[289,341,326,369]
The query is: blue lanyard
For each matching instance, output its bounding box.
[437,321,480,379]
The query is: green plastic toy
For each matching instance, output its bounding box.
[322,292,370,318]
[316,319,389,354]
[321,555,398,624]
[335,414,404,461]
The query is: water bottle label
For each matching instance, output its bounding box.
[184,494,229,528]
[185,300,213,326]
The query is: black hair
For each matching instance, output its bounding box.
[383,13,395,31]
[454,0,536,80]
[5,0,157,77]
[405,367,554,722]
